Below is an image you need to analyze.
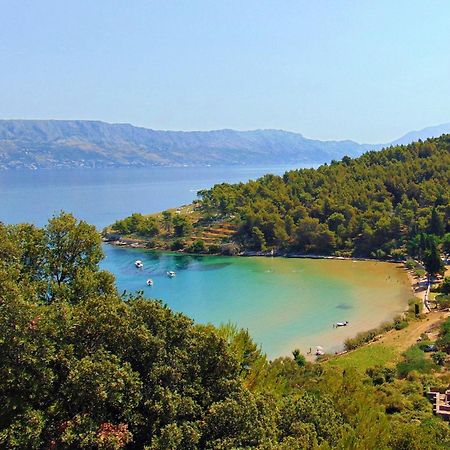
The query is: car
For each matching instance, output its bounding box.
[423,344,437,352]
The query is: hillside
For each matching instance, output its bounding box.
[0,120,371,169]
[389,123,450,146]
[2,119,449,170]
[2,213,450,449]
[108,135,450,259]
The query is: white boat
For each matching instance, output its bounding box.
[135,260,143,268]
[146,279,153,286]
[336,321,349,327]
[167,271,176,277]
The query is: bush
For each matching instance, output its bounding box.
[397,345,438,377]
[344,317,408,351]
[432,351,447,366]
[408,297,422,316]
[170,239,185,251]
[436,317,450,352]
[439,277,450,294]
[366,366,396,385]
[188,240,206,253]
[145,240,158,249]
[395,321,408,330]
[435,294,450,310]
[292,349,306,367]
[207,244,221,254]
[344,327,385,351]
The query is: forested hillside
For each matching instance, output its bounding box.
[1,213,450,449]
[197,135,450,257]
[110,136,450,261]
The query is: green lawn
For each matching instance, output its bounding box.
[326,312,448,372]
[327,344,400,372]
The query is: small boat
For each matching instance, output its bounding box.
[146,279,153,286]
[315,346,325,356]
[135,260,143,268]
[336,321,349,327]
[167,271,176,277]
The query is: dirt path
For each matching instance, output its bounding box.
[371,311,449,351]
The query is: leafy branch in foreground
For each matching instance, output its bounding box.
[1,213,450,449]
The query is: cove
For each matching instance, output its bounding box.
[101,245,412,358]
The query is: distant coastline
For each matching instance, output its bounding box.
[2,119,450,170]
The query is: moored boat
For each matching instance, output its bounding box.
[135,260,143,268]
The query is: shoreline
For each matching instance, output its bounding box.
[104,240,420,359]
[103,238,404,264]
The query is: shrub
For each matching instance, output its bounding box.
[292,349,306,367]
[170,239,185,251]
[439,277,450,294]
[344,317,407,351]
[188,240,206,253]
[207,244,221,254]
[432,351,447,366]
[408,297,422,316]
[366,366,396,385]
[397,345,437,377]
[395,321,408,330]
[405,259,422,270]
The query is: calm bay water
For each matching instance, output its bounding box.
[0,166,412,357]
[101,246,411,358]
[0,165,296,228]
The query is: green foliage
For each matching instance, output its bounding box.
[435,294,450,310]
[292,349,307,368]
[251,226,267,251]
[395,320,408,330]
[442,233,450,255]
[397,345,438,377]
[429,207,445,236]
[112,213,159,237]
[436,317,450,353]
[172,215,192,237]
[422,238,445,276]
[439,277,450,294]
[432,351,447,366]
[366,366,396,385]
[2,213,450,449]
[344,320,398,351]
[188,240,206,253]
[170,238,185,250]
[198,136,450,256]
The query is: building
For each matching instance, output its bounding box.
[427,387,450,421]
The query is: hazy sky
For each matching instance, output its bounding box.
[1,1,449,142]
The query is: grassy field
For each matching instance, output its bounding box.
[327,312,449,372]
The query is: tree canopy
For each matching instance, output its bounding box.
[1,213,450,449]
[197,136,450,257]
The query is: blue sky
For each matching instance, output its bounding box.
[0,0,449,142]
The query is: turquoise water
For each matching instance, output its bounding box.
[0,166,412,358]
[102,245,412,358]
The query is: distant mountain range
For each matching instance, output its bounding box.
[0,119,449,169]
